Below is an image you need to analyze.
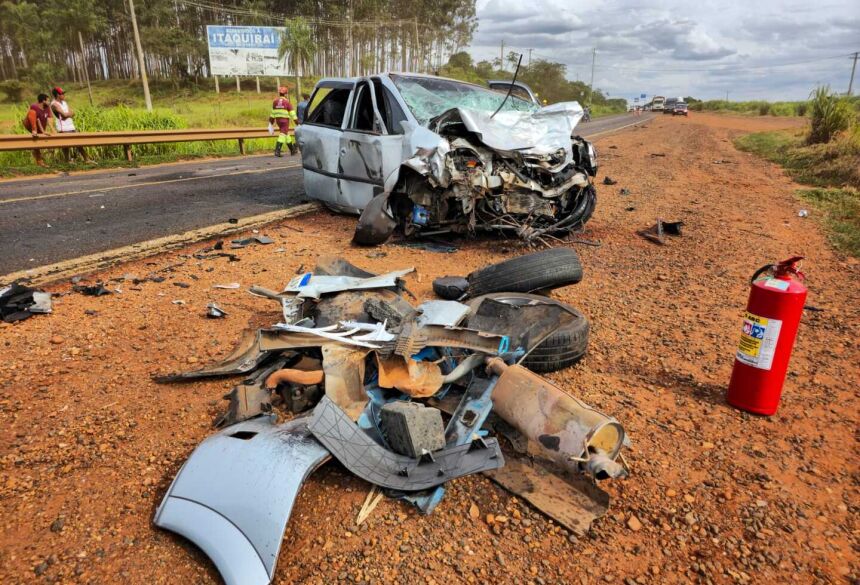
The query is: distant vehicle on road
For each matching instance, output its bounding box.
[651,96,665,111]
[664,97,684,114]
[673,102,688,116]
[487,80,540,106]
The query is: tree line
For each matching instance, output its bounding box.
[0,0,476,87]
[442,51,627,110]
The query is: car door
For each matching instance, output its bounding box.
[336,78,404,213]
[295,80,355,209]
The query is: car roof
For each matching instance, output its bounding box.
[314,72,501,93]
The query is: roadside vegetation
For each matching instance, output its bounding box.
[439,51,627,116]
[688,98,812,116]
[0,78,293,176]
[0,49,623,177]
[735,87,860,256]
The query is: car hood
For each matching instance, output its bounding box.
[428,101,584,155]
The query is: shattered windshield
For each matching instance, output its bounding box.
[391,75,538,125]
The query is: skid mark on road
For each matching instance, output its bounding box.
[0,163,302,206]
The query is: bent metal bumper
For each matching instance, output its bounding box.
[154,416,330,585]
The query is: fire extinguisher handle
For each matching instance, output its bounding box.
[750,263,775,284]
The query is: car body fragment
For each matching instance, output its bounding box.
[308,396,504,491]
[154,415,330,585]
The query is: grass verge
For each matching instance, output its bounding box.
[797,188,860,257]
[735,128,859,257]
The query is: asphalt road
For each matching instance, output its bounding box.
[0,112,652,276]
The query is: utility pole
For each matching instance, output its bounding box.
[500,39,504,71]
[849,52,858,96]
[587,48,596,106]
[725,90,729,102]
[214,75,219,94]
[236,76,241,92]
[77,31,93,105]
[527,48,533,69]
[128,0,152,112]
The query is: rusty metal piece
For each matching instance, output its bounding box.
[264,368,324,389]
[214,384,272,428]
[484,456,609,536]
[320,346,369,420]
[376,355,444,397]
[637,218,684,245]
[154,329,274,382]
[390,322,508,358]
[486,359,625,476]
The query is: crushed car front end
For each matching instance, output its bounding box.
[370,75,598,244]
[395,102,598,243]
[297,74,598,245]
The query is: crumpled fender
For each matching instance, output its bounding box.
[154,415,330,585]
[353,188,396,246]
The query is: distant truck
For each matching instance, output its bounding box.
[651,96,666,111]
[663,97,683,114]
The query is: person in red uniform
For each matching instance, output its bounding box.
[22,93,53,167]
[269,87,296,157]
[269,86,297,157]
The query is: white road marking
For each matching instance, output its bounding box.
[0,162,302,206]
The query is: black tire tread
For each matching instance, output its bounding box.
[466,248,583,297]
[466,292,589,373]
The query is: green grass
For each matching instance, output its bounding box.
[735,127,860,257]
[0,78,302,176]
[796,188,860,256]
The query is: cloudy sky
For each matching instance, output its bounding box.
[468,0,860,102]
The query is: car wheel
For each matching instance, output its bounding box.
[466,248,583,297]
[466,292,589,373]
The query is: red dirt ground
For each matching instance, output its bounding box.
[0,113,856,585]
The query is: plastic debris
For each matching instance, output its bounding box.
[73,283,112,296]
[206,303,228,318]
[0,284,52,322]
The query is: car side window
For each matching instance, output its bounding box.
[376,82,408,135]
[307,88,350,128]
[349,83,378,132]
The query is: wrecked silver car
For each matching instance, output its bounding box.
[296,74,598,245]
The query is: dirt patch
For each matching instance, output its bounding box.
[678,112,807,133]
[1,115,857,584]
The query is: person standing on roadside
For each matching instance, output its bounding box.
[50,87,91,163]
[22,93,53,167]
[296,92,311,124]
[269,86,297,157]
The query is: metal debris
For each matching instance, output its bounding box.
[206,303,228,318]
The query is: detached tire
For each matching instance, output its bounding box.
[466,293,589,373]
[466,248,583,297]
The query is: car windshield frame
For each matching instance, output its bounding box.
[390,74,539,126]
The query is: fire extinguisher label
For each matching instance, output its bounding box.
[736,312,783,370]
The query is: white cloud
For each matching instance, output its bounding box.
[468,0,860,100]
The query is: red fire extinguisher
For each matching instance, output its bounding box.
[727,257,808,415]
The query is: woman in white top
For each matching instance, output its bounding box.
[50,87,91,162]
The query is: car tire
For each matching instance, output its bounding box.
[466,248,583,297]
[466,292,589,373]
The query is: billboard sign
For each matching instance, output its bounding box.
[207,25,289,76]
[640,93,646,99]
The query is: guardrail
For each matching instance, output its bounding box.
[0,128,281,161]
